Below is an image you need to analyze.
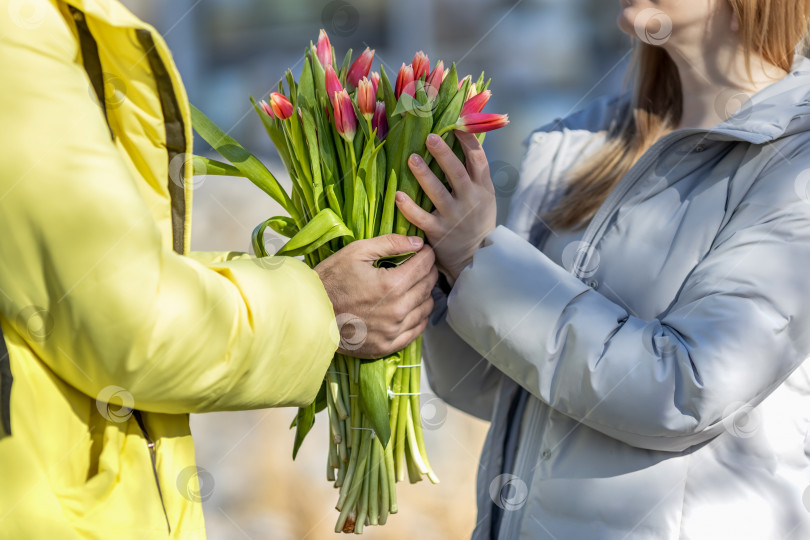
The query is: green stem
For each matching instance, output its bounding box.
[368,437,381,526]
[410,349,439,483]
[394,361,410,482]
[335,427,372,532]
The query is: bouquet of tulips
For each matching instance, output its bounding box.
[190,28,508,533]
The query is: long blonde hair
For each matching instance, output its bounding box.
[544,0,810,231]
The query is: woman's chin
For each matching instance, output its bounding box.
[616,9,636,37]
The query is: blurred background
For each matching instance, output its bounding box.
[119,1,630,538]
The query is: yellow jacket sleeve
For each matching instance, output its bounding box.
[0,3,338,413]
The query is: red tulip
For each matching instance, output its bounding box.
[325,65,343,100]
[370,71,380,99]
[268,92,294,120]
[411,51,430,81]
[426,60,444,94]
[372,101,388,140]
[357,77,375,120]
[455,112,509,133]
[395,63,415,99]
[347,47,375,89]
[461,89,491,117]
[259,99,275,119]
[316,29,333,69]
[332,89,357,141]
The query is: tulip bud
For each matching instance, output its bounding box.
[357,78,375,120]
[332,89,357,141]
[411,51,430,81]
[268,92,294,120]
[259,99,275,119]
[316,29,333,69]
[455,112,509,133]
[370,71,381,99]
[395,63,415,99]
[461,89,491,117]
[347,47,375,89]
[458,75,472,90]
[426,60,444,94]
[372,101,388,140]
[466,83,479,101]
[325,65,343,100]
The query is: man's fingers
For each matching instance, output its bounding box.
[356,233,424,261]
[425,133,470,192]
[399,265,438,314]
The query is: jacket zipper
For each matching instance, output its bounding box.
[133,410,172,535]
[499,397,545,539]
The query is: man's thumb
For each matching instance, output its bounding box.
[360,234,423,259]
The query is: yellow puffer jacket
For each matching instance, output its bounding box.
[0,1,339,538]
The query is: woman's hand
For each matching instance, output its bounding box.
[395,131,496,284]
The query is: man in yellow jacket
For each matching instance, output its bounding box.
[0,1,438,538]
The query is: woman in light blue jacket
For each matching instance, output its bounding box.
[396,1,810,538]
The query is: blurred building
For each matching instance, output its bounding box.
[119,1,630,538]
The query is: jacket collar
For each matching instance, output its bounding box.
[708,55,810,144]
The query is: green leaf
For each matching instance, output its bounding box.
[432,62,458,121]
[296,57,316,109]
[191,104,299,223]
[338,48,353,83]
[378,169,398,236]
[301,107,324,212]
[261,216,299,239]
[292,402,316,459]
[359,359,391,447]
[277,208,354,256]
[373,251,416,269]
[191,155,243,177]
[379,64,399,132]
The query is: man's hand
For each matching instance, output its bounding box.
[315,234,438,359]
[395,131,497,284]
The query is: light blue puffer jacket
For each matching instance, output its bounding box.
[424,56,810,539]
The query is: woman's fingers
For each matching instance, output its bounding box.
[425,133,471,192]
[455,130,492,188]
[407,153,453,213]
[395,191,440,235]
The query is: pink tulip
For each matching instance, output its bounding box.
[268,92,294,120]
[461,89,491,117]
[325,65,343,100]
[259,99,275,119]
[332,89,357,141]
[357,78,375,120]
[395,63,415,99]
[411,51,430,81]
[347,47,375,89]
[426,60,444,94]
[455,112,509,133]
[370,71,380,99]
[372,101,388,140]
[316,29,333,69]
[458,75,472,90]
